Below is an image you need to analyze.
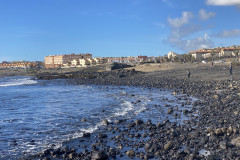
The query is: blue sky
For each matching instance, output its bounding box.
[0,0,240,61]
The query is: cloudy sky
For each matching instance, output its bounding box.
[0,0,240,61]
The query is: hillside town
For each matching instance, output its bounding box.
[0,45,240,69]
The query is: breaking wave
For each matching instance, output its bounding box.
[0,77,38,87]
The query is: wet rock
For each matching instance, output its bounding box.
[81,118,86,122]
[126,150,135,158]
[135,119,144,126]
[108,148,116,158]
[167,108,173,114]
[183,109,189,115]
[144,153,154,159]
[136,100,141,103]
[98,133,107,139]
[206,154,218,160]
[68,152,77,159]
[83,132,91,137]
[135,133,141,138]
[101,119,109,126]
[115,119,125,124]
[172,91,177,95]
[91,150,109,160]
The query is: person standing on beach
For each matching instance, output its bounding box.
[187,69,191,78]
[230,62,233,75]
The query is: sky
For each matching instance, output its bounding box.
[0,0,240,61]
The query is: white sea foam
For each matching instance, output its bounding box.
[134,102,147,115]
[113,100,134,117]
[0,78,38,87]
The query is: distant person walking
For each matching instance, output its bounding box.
[187,69,191,79]
[230,62,233,75]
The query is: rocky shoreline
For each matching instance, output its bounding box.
[26,66,240,160]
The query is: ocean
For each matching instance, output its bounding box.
[0,76,197,159]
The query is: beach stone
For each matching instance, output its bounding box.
[126,150,135,158]
[164,141,173,151]
[234,111,239,115]
[167,108,173,114]
[144,153,154,159]
[91,150,109,160]
[227,126,233,136]
[115,119,125,124]
[183,109,189,115]
[68,152,77,159]
[213,95,218,99]
[207,154,217,160]
[215,128,224,136]
[231,137,240,147]
[101,119,109,126]
[172,91,177,95]
[135,133,141,138]
[108,148,116,158]
[135,119,144,126]
[219,141,227,149]
[81,118,86,122]
[98,134,107,139]
[82,132,91,137]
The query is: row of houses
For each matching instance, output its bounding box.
[167,45,240,60]
[190,46,240,59]
[44,54,157,69]
[0,61,43,69]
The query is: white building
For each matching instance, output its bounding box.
[167,51,183,59]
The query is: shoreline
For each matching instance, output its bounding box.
[15,63,240,159]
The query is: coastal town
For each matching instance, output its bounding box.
[0,45,239,69]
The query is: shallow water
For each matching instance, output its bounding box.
[0,76,197,160]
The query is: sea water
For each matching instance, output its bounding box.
[0,76,197,160]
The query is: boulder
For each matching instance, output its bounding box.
[135,119,144,126]
[164,141,173,151]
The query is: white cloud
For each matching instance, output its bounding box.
[168,31,214,52]
[207,0,240,6]
[166,11,214,52]
[168,12,193,28]
[199,9,216,20]
[213,29,240,37]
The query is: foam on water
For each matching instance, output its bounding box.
[113,100,134,117]
[0,77,38,87]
